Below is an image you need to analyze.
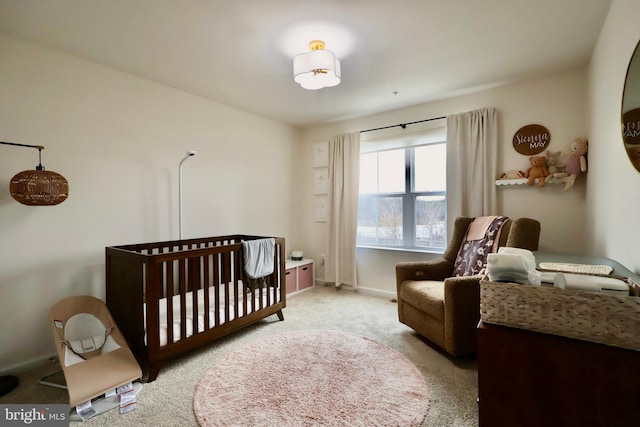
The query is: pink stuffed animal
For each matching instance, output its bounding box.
[561,138,588,191]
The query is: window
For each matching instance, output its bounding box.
[357,131,446,251]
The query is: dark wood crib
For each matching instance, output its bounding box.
[106,235,286,382]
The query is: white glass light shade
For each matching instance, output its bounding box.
[293,49,341,90]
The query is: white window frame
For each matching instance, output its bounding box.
[358,124,447,252]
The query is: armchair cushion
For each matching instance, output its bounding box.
[399,280,445,321]
[453,216,509,276]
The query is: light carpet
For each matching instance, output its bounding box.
[193,330,430,427]
[0,285,479,426]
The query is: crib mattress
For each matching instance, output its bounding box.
[144,285,279,347]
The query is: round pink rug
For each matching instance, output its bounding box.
[193,330,430,426]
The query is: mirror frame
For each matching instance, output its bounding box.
[622,39,640,171]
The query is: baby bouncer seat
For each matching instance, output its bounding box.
[47,295,142,420]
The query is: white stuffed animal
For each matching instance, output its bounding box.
[498,169,525,180]
[545,150,564,175]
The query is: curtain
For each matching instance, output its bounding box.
[325,132,360,289]
[446,108,498,234]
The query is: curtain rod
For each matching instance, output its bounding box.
[360,116,446,134]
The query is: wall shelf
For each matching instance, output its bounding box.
[496,178,528,186]
[495,178,564,186]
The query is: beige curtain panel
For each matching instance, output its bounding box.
[446,107,499,237]
[325,132,360,289]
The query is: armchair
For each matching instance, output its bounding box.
[396,216,540,356]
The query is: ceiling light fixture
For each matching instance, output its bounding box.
[293,40,341,90]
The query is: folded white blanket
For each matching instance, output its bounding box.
[242,238,275,279]
[487,248,541,285]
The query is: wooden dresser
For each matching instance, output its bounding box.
[477,320,640,427]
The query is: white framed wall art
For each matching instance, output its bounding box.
[313,195,328,222]
[313,141,329,167]
[313,168,329,194]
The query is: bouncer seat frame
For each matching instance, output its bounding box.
[47,295,142,417]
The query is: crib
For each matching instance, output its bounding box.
[106,235,286,382]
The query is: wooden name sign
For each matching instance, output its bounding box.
[512,124,550,155]
[623,108,640,145]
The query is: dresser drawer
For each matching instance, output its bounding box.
[285,268,297,294]
[298,264,313,290]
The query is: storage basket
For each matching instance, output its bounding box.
[480,278,640,351]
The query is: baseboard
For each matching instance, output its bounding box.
[315,279,397,301]
[354,286,397,300]
[0,353,58,376]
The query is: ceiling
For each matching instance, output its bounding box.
[0,0,613,128]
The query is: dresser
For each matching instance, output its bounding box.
[477,252,640,427]
[477,321,640,427]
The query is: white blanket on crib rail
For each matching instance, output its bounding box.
[143,285,279,347]
[242,238,275,279]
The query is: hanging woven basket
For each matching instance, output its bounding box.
[10,168,69,206]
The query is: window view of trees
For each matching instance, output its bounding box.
[357,142,446,250]
[415,196,446,248]
[357,196,403,246]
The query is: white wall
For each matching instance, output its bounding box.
[5,0,636,370]
[587,0,640,272]
[301,69,588,296]
[0,34,299,372]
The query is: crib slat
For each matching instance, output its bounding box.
[145,261,161,358]
[269,249,277,305]
[166,260,174,345]
[233,249,241,320]
[239,249,249,316]
[203,254,210,332]
[249,280,256,314]
[179,258,187,343]
[222,252,238,323]
[221,251,231,284]
[213,253,220,327]
[189,256,200,339]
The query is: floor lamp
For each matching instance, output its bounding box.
[178,151,196,240]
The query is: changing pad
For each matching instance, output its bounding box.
[539,271,629,295]
[539,262,613,276]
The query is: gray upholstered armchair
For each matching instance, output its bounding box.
[396,216,541,356]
